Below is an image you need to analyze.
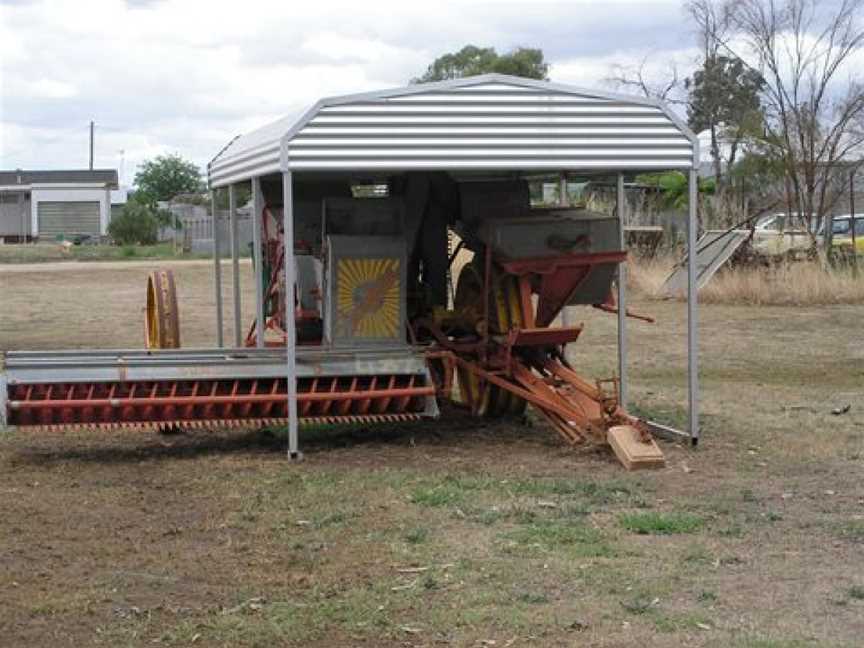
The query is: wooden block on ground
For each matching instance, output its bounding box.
[607,425,665,470]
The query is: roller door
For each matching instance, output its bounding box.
[37,201,100,238]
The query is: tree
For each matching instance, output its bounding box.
[717,0,864,253]
[108,200,159,245]
[686,55,765,186]
[133,154,203,204]
[412,45,549,83]
[638,171,716,209]
[606,55,684,103]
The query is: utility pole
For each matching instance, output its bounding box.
[89,121,94,170]
[851,170,858,276]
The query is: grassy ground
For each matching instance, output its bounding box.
[1,261,863,647]
[0,242,216,264]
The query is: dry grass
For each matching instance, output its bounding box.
[628,255,864,306]
[0,260,254,350]
[627,254,675,298]
[700,262,864,306]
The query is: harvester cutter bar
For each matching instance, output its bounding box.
[2,347,438,432]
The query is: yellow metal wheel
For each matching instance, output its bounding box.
[144,269,181,349]
[453,259,526,418]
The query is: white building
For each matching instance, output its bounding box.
[0,169,119,241]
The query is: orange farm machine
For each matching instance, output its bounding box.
[2,75,702,469]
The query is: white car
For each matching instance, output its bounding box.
[752,213,820,256]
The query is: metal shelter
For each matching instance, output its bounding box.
[207,74,701,458]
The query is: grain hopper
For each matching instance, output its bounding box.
[2,75,702,468]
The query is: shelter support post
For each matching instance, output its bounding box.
[559,171,573,328]
[616,172,627,408]
[211,190,224,348]
[228,184,242,347]
[251,177,266,349]
[687,168,699,445]
[282,171,301,460]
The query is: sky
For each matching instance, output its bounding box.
[0,0,701,185]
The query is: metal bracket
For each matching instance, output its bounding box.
[645,419,694,444]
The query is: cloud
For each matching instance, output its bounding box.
[0,0,693,183]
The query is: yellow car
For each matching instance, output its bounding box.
[830,215,864,254]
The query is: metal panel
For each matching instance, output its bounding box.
[209,74,697,186]
[325,235,407,347]
[662,229,751,295]
[0,192,30,237]
[37,201,100,238]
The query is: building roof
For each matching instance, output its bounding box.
[208,74,698,188]
[0,169,118,187]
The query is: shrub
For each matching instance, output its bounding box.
[108,201,159,245]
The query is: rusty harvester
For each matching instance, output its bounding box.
[3,182,663,469]
[2,76,689,469]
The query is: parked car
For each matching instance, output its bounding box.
[752,212,820,256]
[827,214,864,253]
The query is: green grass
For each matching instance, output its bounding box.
[838,520,864,541]
[848,585,864,600]
[410,482,467,508]
[697,589,718,603]
[732,640,817,648]
[620,512,704,535]
[501,519,615,557]
[650,610,713,633]
[404,527,429,544]
[0,242,215,263]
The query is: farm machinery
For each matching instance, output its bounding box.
[2,174,664,469]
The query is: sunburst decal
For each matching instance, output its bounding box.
[336,258,401,338]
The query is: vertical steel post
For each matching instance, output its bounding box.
[211,190,224,348]
[616,172,628,408]
[251,177,266,349]
[282,171,301,460]
[687,168,699,444]
[228,184,242,347]
[559,171,573,328]
[558,171,567,207]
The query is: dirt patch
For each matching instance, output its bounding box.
[0,259,253,349]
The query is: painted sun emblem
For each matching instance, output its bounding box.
[337,258,400,338]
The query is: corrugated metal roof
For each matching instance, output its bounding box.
[0,169,118,187]
[209,75,697,187]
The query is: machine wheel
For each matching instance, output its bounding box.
[145,269,181,349]
[453,258,526,417]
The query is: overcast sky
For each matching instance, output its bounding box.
[0,0,700,184]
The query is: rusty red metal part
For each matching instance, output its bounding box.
[6,374,432,431]
[498,251,626,327]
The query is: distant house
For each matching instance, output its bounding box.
[0,169,119,241]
